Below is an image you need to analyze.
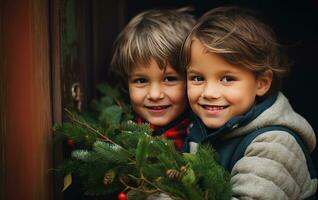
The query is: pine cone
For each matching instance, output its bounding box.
[103,170,115,186]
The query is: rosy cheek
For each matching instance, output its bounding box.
[170,86,186,102]
[129,93,141,106]
[187,88,197,101]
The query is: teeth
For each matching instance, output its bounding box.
[152,106,164,110]
[147,106,169,110]
[203,105,226,111]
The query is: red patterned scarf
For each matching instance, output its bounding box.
[136,116,191,151]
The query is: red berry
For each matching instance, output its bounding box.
[118,192,127,200]
[67,139,75,147]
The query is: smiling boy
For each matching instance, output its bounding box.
[128,59,187,127]
[182,6,317,199]
[110,7,195,151]
[187,39,272,129]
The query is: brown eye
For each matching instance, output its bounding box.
[134,78,147,84]
[192,76,204,82]
[163,76,178,82]
[221,76,234,83]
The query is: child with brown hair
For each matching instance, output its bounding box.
[65,8,196,200]
[182,6,317,199]
[109,7,196,151]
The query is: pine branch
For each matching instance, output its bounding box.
[64,108,133,157]
[63,109,185,198]
[57,83,231,200]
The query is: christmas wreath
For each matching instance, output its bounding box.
[54,84,232,200]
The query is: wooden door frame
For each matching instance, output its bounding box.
[0,2,5,196]
[0,0,53,199]
[50,0,64,199]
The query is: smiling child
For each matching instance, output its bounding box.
[110,7,195,151]
[182,6,317,199]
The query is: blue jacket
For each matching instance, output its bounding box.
[185,92,317,199]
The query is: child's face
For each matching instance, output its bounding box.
[187,39,271,129]
[128,58,187,127]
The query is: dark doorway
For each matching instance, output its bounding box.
[58,1,318,199]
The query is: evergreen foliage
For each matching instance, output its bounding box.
[54,83,231,200]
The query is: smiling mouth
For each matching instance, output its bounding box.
[145,105,171,110]
[201,105,228,111]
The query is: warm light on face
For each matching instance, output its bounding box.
[187,39,269,128]
[128,58,187,127]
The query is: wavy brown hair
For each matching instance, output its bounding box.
[110,7,196,92]
[181,6,289,96]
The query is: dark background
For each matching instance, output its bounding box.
[95,0,318,176]
[100,0,318,167]
[61,1,318,199]
[112,0,318,137]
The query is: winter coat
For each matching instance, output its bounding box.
[185,92,317,199]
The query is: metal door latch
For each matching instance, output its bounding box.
[71,82,82,112]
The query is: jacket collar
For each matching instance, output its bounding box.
[188,94,277,143]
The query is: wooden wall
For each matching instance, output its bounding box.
[0,0,53,199]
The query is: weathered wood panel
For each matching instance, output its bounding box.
[0,0,53,199]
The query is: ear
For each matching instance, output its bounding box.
[256,69,273,96]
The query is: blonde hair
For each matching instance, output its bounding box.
[110,7,196,91]
[182,6,289,95]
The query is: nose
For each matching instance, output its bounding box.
[147,83,164,100]
[201,82,221,99]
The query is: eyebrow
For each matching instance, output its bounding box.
[128,73,146,78]
[187,67,201,74]
[164,70,179,75]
